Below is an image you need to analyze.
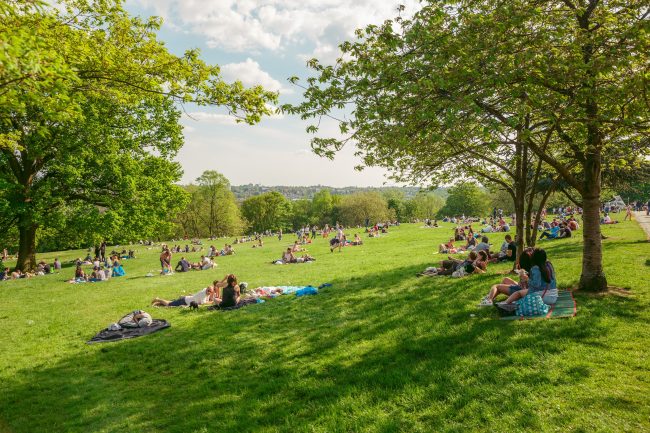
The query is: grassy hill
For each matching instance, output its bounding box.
[0,215,648,432]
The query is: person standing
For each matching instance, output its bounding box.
[160,248,173,274]
[100,241,107,262]
[278,228,282,241]
[624,205,632,221]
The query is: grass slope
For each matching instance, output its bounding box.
[0,215,649,432]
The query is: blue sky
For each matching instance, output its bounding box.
[125,0,421,186]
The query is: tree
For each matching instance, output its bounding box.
[289,199,313,230]
[0,0,276,270]
[383,190,406,222]
[287,0,649,291]
[241,192,291,233]
[411,193,445,220]
[437,183,490,218]
[311,189,334,225]
[195,171,243,237]
[337,192,390,226]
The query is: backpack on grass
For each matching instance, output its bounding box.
[515,294,549,317]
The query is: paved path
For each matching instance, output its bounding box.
[633,211,650,241]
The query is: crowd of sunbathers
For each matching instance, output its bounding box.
[69,255,126,282]
[0,259,59,280]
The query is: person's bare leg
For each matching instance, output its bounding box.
[488,284,511,301]
[501,277,517,285]
[504,289,528,304]
[151,298,170,306]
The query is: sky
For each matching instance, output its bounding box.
[125,0,423,186]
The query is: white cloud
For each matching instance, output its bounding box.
[132,0,421,57]
[220,58,291,94]
[184,112,238,125]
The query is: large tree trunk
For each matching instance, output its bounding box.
[16,222,37,271]
[578,153,607,291]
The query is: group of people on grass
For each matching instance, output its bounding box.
[70,256,126,282]
[151,274,244,309]
[538,216,579,240]
[478,247,557,311]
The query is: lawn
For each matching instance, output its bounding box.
[0,215,649,433]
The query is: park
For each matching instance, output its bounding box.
[1,0,649,432]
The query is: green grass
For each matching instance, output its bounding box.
[1,214,649,433]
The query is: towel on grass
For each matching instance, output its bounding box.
[87,319,170,344]
[500,291,576,321]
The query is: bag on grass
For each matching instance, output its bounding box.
[118,310,152,328]
[515,294,549,317]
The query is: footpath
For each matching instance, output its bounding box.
[633,211,650,241]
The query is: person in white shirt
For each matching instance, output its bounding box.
[201,255,215,270]
[151,283,217,307]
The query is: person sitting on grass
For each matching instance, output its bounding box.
[557,223,572,238]
[0,267,10,281]
[539,223,561,240]
[200,255,215,270]
[74,265,87,281]
[151,281,218,307]
[493,234,516,262]
[89,266,106,282]
[281,248,297,264]
[438,238,457,254]
[213,274,240,308]
[601,213,619,224]
[479,248,533,306]
[112,258,125,277]
[475,236,491,255]
[351,233,363,246]
[480,248,557,308]
[175,257,191,272]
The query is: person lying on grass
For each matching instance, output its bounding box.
[151,280,219,307]
[418,250,488,276]
[479,248,557,307]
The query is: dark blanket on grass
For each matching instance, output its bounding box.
[208,298,258,312]
[500,290,577,321]
[87,319,170,344]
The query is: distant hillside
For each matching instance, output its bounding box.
[229,184,448,200]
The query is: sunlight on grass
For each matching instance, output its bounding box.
[0,215,649,432]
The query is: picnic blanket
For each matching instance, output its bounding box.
[500,291,576,321]
[87,319,170,344]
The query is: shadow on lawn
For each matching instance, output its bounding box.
[0,264,644,433]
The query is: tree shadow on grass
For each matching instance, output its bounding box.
[0,264,645,433]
